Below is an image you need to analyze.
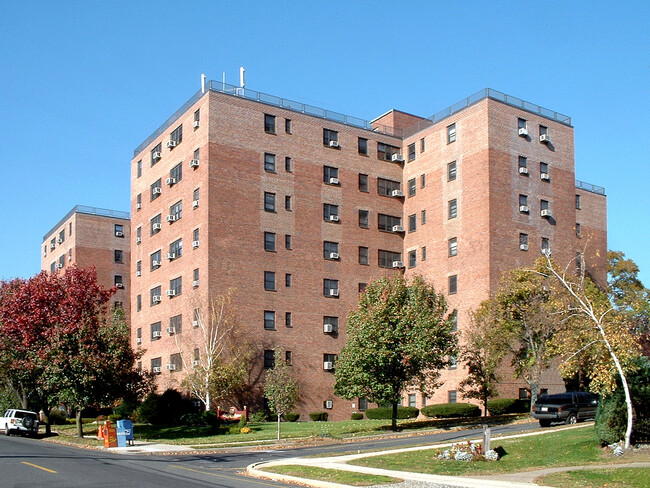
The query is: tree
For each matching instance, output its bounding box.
[334,275,456,431]
[263,349,299,440]
[459,302,507,418]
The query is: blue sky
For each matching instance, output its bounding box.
[1,1,648,283]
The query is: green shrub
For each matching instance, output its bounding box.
[309,412,328,421]
[180,412,204,426]
[421,403,480,418]
[238,414,248,427]
[202,410,220,428]
[113,398,139,420]
[365,406,419,420]
[595,393,627,445]
[228,425,241,435]
[107,414,121,423]
[487,398,530,415]
[248,411,267,423]
[351,412,364,420]
[48,409,67,425]
[284,412,300,422]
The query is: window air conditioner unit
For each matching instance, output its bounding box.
[68,255,72,262]
[391,189,404,197]
[192,320,198,327]
[392,225,404,233]
[136,203,142,210]
[192,200,199,209]
[166,177,176,185]
[192,360,199,367]
[50,244,56,250]
[56,238,63,244]
[152,331,162,338]
[153,223,162,231]
[329,177,339,185]
[152,187,162,195]
[165,215,176,222]
[166,140,177,148]
[323,361,334,370]
[329,289,339,297]
[193,120,200,129]
[391,154,405,162]
[166,326,175,334]
[329,140,339,148]
[166,364,176,370]
[392,261,404,268]
[329,215,340,222]
[166,289,176,297]
[152,260,160,267]
[115,231,124,237]
[152,366,162,373]
[540,173,550,181]
[539,134,551,143]
[56,263,63,269]
[323,323,334,333]
[166,252,176,260]
[116,283,124,289]
[136,338,142,345]
[541,209,552,217]
[152,295,162,303]
[189,159,200,168]
[519,205,529,213]
[324,400,333,409]
[518,128,529,136]
[153,151,162,160]
[329,252,339,260]
[136,237,141,244]
[192,240,200,249]
[192,280,199,288]
[136,270,141,277]
[519,167,529,175]
[520,244,529,251]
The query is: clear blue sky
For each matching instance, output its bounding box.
[1,1,648,283]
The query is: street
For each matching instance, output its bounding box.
[0,422,541,487]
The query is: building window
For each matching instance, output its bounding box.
[420,137,426,152]
[449,275,458,295]
[285,234,292,250]
[136,260,141,275]
[114,249,123,263]
[408,214,416,232]
[408,178,416,198]
[518,118,527,130]
[519,388,530,400]
[449,355,458,369]
[448,161,457,181]
[377,142,399,161]
[285,312,292,328]
[151,322,161,341]
[170,124,183,146]
[575,194,581,209]
[323,279,339,297]
[448,390,457,403]
[378,214,402,232]
[358,137,368,155]
[136,295,142,312]
[518,156,528,174]
[264,271,276,291]
[136,193,142,210]
[519,194,529,212]
[358,283,367,293]
[422,246,427,261]
[151,178,162,201]
[136,328,142,344]
[193,188,200,208]
[324,241,339,260]
[450,310,458,332]
[169,238,182,259]
[324,166,339,184]
[264,153,276,172]
[169,200,182,222]
[540,162,549,180]
[359,246,369,265]
[359,210,369,229]
[323,128,339,146]
[285,195,292,211]
[358,174,369,192]
[449,238,458,257]
[378,250,402,268]
[408,143,416,161]
[324,316,338,334]
[576,223,581,237]
[150,250,161,271]
[194,109,200,127]
[150,286,161,306]
[421,210,427,225]
[541,199,550,215]
[264,192,276,212]
[136,226,142,244]
[136,160,142,178]
[539,125,548,139]
[324,353,337,369]
[150,215,162,238]
[169,276,182,296]
[447,123,456,143]
[151,142,162,166]
[323,204,339,222]
[420,174,426,188]
[285,156,292,172]
[264,349,275,369]
[408,250,416,268]
[520,233,529,250]
[285,273,292,287]
[264,311,275,330]
[193,268,199,287]
[58,229,65,244]
[168,353,182,372]
[193,308,200,327]
[264,232,275,252]
[114,224,124,237]
[408,393,416,407]
[114,275,123,288]
[264,114,276,134]
[285,118,292,133]
[170,314,182,335]
[377,178,401,197]
[541,237,550,252]
[448,199,458,219]
[170,162,182,184]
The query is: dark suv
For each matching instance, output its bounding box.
[532,392,598,427]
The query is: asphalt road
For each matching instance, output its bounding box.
[0,421,542,487]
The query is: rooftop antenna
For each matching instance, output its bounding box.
[201,73,206,94]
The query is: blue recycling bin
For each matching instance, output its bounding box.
[116,419,134,447]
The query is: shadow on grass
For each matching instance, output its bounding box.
[377,414,530,432]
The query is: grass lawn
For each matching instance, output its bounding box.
[260,465,401,486]
[349,425,650,476]
[538,467,650,488]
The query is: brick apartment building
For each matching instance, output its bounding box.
[130,82,607,419]
[41,205,131,321]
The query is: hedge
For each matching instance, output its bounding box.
[365,406,419,420]
[351,412,364,420]
[487,398,530,415]
[421,403,480,418]
[309,412,328,421]
[284,412,300,422]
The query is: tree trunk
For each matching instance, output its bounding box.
[75,410,83,438]
[391,402,398,431]
[277,413,281,440]
[483,391,488,419]
[41,403,51,436]
[205,388,211,411]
